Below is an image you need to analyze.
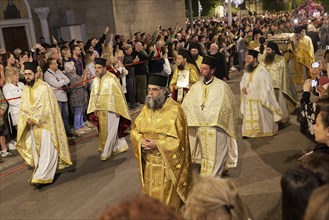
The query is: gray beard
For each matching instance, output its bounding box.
[245,62,257,73]
[145,93,166,110]
[264,53,276,65]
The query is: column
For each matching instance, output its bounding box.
[34,7,50,44]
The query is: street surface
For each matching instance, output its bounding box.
[2,50,324,219]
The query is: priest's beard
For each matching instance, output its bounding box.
[145,93,166,110]
[178,64,185,70]
[203,74,213,83]
[245,62,258,73]
[264,52,276,65]
[192,55,198,60]
[26,79,35,87]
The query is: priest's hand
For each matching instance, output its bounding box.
[141,139,157,150]
[242,87,248,95]
[27,119,34,125]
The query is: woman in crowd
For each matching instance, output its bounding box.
[64,62,90,136]
[84,50,96,91]
[2,66,25,147]
[183,177,251,220]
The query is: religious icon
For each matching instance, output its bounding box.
[176,69,190,88]
[4,0,21,19]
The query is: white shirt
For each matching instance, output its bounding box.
[2,82,25,126]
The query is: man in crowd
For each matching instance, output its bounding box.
[69,44,84,77]
[44,58,71,136]
[182,56,238,177]
[260,41,298,124]
[170,48,199,102]
[87,58,131,161]
[130,73,192,211]
[134,41,154,104]
[17,62,72,188]
[240,50,283,138]
[208,43,228,80]
[123,44,140,108]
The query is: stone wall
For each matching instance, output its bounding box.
[27,0,186,43]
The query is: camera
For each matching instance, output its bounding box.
[311,61,320,68]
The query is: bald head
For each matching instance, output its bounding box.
[135,42,143,52]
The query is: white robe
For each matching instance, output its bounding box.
[100,112,128,160]
[30,128,58,184]
[240,65,283,137]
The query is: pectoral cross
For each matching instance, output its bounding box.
[201,103,205,110]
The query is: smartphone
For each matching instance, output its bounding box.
[311,62,320,68]
[312,79,318,87]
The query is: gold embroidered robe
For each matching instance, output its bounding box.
[17,79,72,170]
[261,55,298,114]
[170,63,199,102]
[130,97,192,210]
[181,78,238,174]
[292,35,314,85]
[87,71,131,154]
[240,65,283,137]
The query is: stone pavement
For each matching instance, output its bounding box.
[0,49,326,219]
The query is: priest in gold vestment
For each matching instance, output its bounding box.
[170,48,199,102]
[260,42,298,123]
[17,62,72,188]
[87,58,131,161]
[182,56,238,177]
[130,73,192,210]
[241,50,283,138]
[291,25,314,86]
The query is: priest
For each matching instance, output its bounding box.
[240,50,283,138]
[260,41,298,123]
[130,73,192,211]
[17,62,72,188]
[87,58,131,161]
[170,48,199,102]
[181,56,238,177]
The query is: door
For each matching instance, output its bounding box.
[3,26,28,52]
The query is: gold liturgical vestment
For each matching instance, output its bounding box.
[261,55,298,114]
[181,78,238,175]
[17,79,72,172]
[87,71,131,156]
[130,97,192,210]
[292,35,314,85]
[170,63,199,102]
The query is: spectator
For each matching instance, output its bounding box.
[98,194,184,220]
[64,62,90,136]
[183,177,250,220]
[44,58,71,136]
[3,66,24,147]
[304,184,329,220]
[281,167,323,220]
[0,89,11,159]
[69,45,84,77]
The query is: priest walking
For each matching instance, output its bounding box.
[87,58,131,161]
[182,56,238,177]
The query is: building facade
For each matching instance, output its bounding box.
[0,0,186,52]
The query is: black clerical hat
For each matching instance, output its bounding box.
[266,41,282,55]
[95,58,107,66]
[189,42,201,51]
[24,62,38,73]
[178,48,199,72]
[202,56,217,68]
[148,73,168,87]
[294,25,302,34]
[248,50,259,58]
